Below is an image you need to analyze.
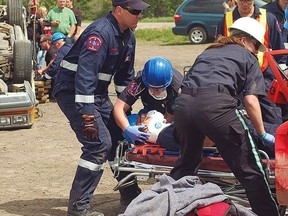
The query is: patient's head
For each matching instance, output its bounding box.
[128,110,171,143]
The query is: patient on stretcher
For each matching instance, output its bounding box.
[123,110,180,151]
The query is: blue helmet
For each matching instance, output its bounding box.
[285,6,288,29]
[51,32,66,43]
[142,57,174,90]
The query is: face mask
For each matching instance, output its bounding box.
[148,89,167,100]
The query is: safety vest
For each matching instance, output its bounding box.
[223,9,269,72]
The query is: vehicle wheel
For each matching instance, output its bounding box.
[7,0,24,30]
[188,27,207,44]
[13,40,33,85]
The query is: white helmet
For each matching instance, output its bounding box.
[146,110,170,143]
[229,17,266,52]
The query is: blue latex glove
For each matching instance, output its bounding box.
[258,132,275,146]
[123,125,150,144]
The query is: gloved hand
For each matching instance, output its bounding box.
[258,132,275,146]
[83,115,98,141]
[123,125,150,144]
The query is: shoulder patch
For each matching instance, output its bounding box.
[86,35,103,52]
[127,80,143,97]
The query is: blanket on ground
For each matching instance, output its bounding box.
[119,174,256,216]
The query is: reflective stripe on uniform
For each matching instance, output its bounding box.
[99,73,112,82]
[61,60,78,72]
[78,158,104,171]
[61,60,114,81]
[115,84,126,93]
[75,94,94,103]
[235,109,277,206]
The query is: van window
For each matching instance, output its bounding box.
[183,0,224,14]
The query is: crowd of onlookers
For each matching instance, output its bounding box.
[27,0,81,79]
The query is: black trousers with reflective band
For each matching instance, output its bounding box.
[170,88,279,216]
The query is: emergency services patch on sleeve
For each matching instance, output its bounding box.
[127,80,143,97]
[86,35,103,52]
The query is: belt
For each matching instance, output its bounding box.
[181,85,231,96]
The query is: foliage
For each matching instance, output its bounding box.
[19,0,184,21]
[135,28,190,45]
[5,0,272,20]
[141,17,174,22]
[144,0,184,17]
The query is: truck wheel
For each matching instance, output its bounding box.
[7,0,24,30]
[13,40,33,85]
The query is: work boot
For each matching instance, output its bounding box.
[67,208,104,216]
[119,184,142,206]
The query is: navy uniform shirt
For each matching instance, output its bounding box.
[262,0,288,43]
[45,43,73,80]
[53,12,135,115]
[119,68,183,115]
[182,44,266,98]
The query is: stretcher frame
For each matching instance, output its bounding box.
[111,140,275,208]
[111,50,288,215]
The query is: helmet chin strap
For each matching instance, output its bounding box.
[148,89,167,100]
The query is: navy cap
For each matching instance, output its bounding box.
[112,0,150,10]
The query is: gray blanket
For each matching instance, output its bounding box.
[119,174,256,216]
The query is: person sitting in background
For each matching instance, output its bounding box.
[41,32,72,81]
[36,34,55,78]
[36,6,52,70]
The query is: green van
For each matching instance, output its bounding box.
[172,0,267,44]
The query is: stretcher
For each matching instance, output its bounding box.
[111,50,288,215]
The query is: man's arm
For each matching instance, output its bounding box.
[67,24,76,38]
[74,25,81,41]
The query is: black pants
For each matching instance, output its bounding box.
[170,86,279,216]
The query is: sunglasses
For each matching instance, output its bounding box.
[122,6,143,16]
[250,38,261,51]
[238,0,254,4]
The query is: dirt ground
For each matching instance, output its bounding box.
[0,35,208,215]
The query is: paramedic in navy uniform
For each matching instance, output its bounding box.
[52,0,150,215]
[113,56,183,145]
[110,57,183,204]
[170,17,279,216]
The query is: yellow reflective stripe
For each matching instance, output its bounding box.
[225,11,233,37]
[257,9,267,69]
[79,158,104,171]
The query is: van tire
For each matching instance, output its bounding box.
[188,27,207,44]
[7,0,24,30]
[13,40,33,85]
